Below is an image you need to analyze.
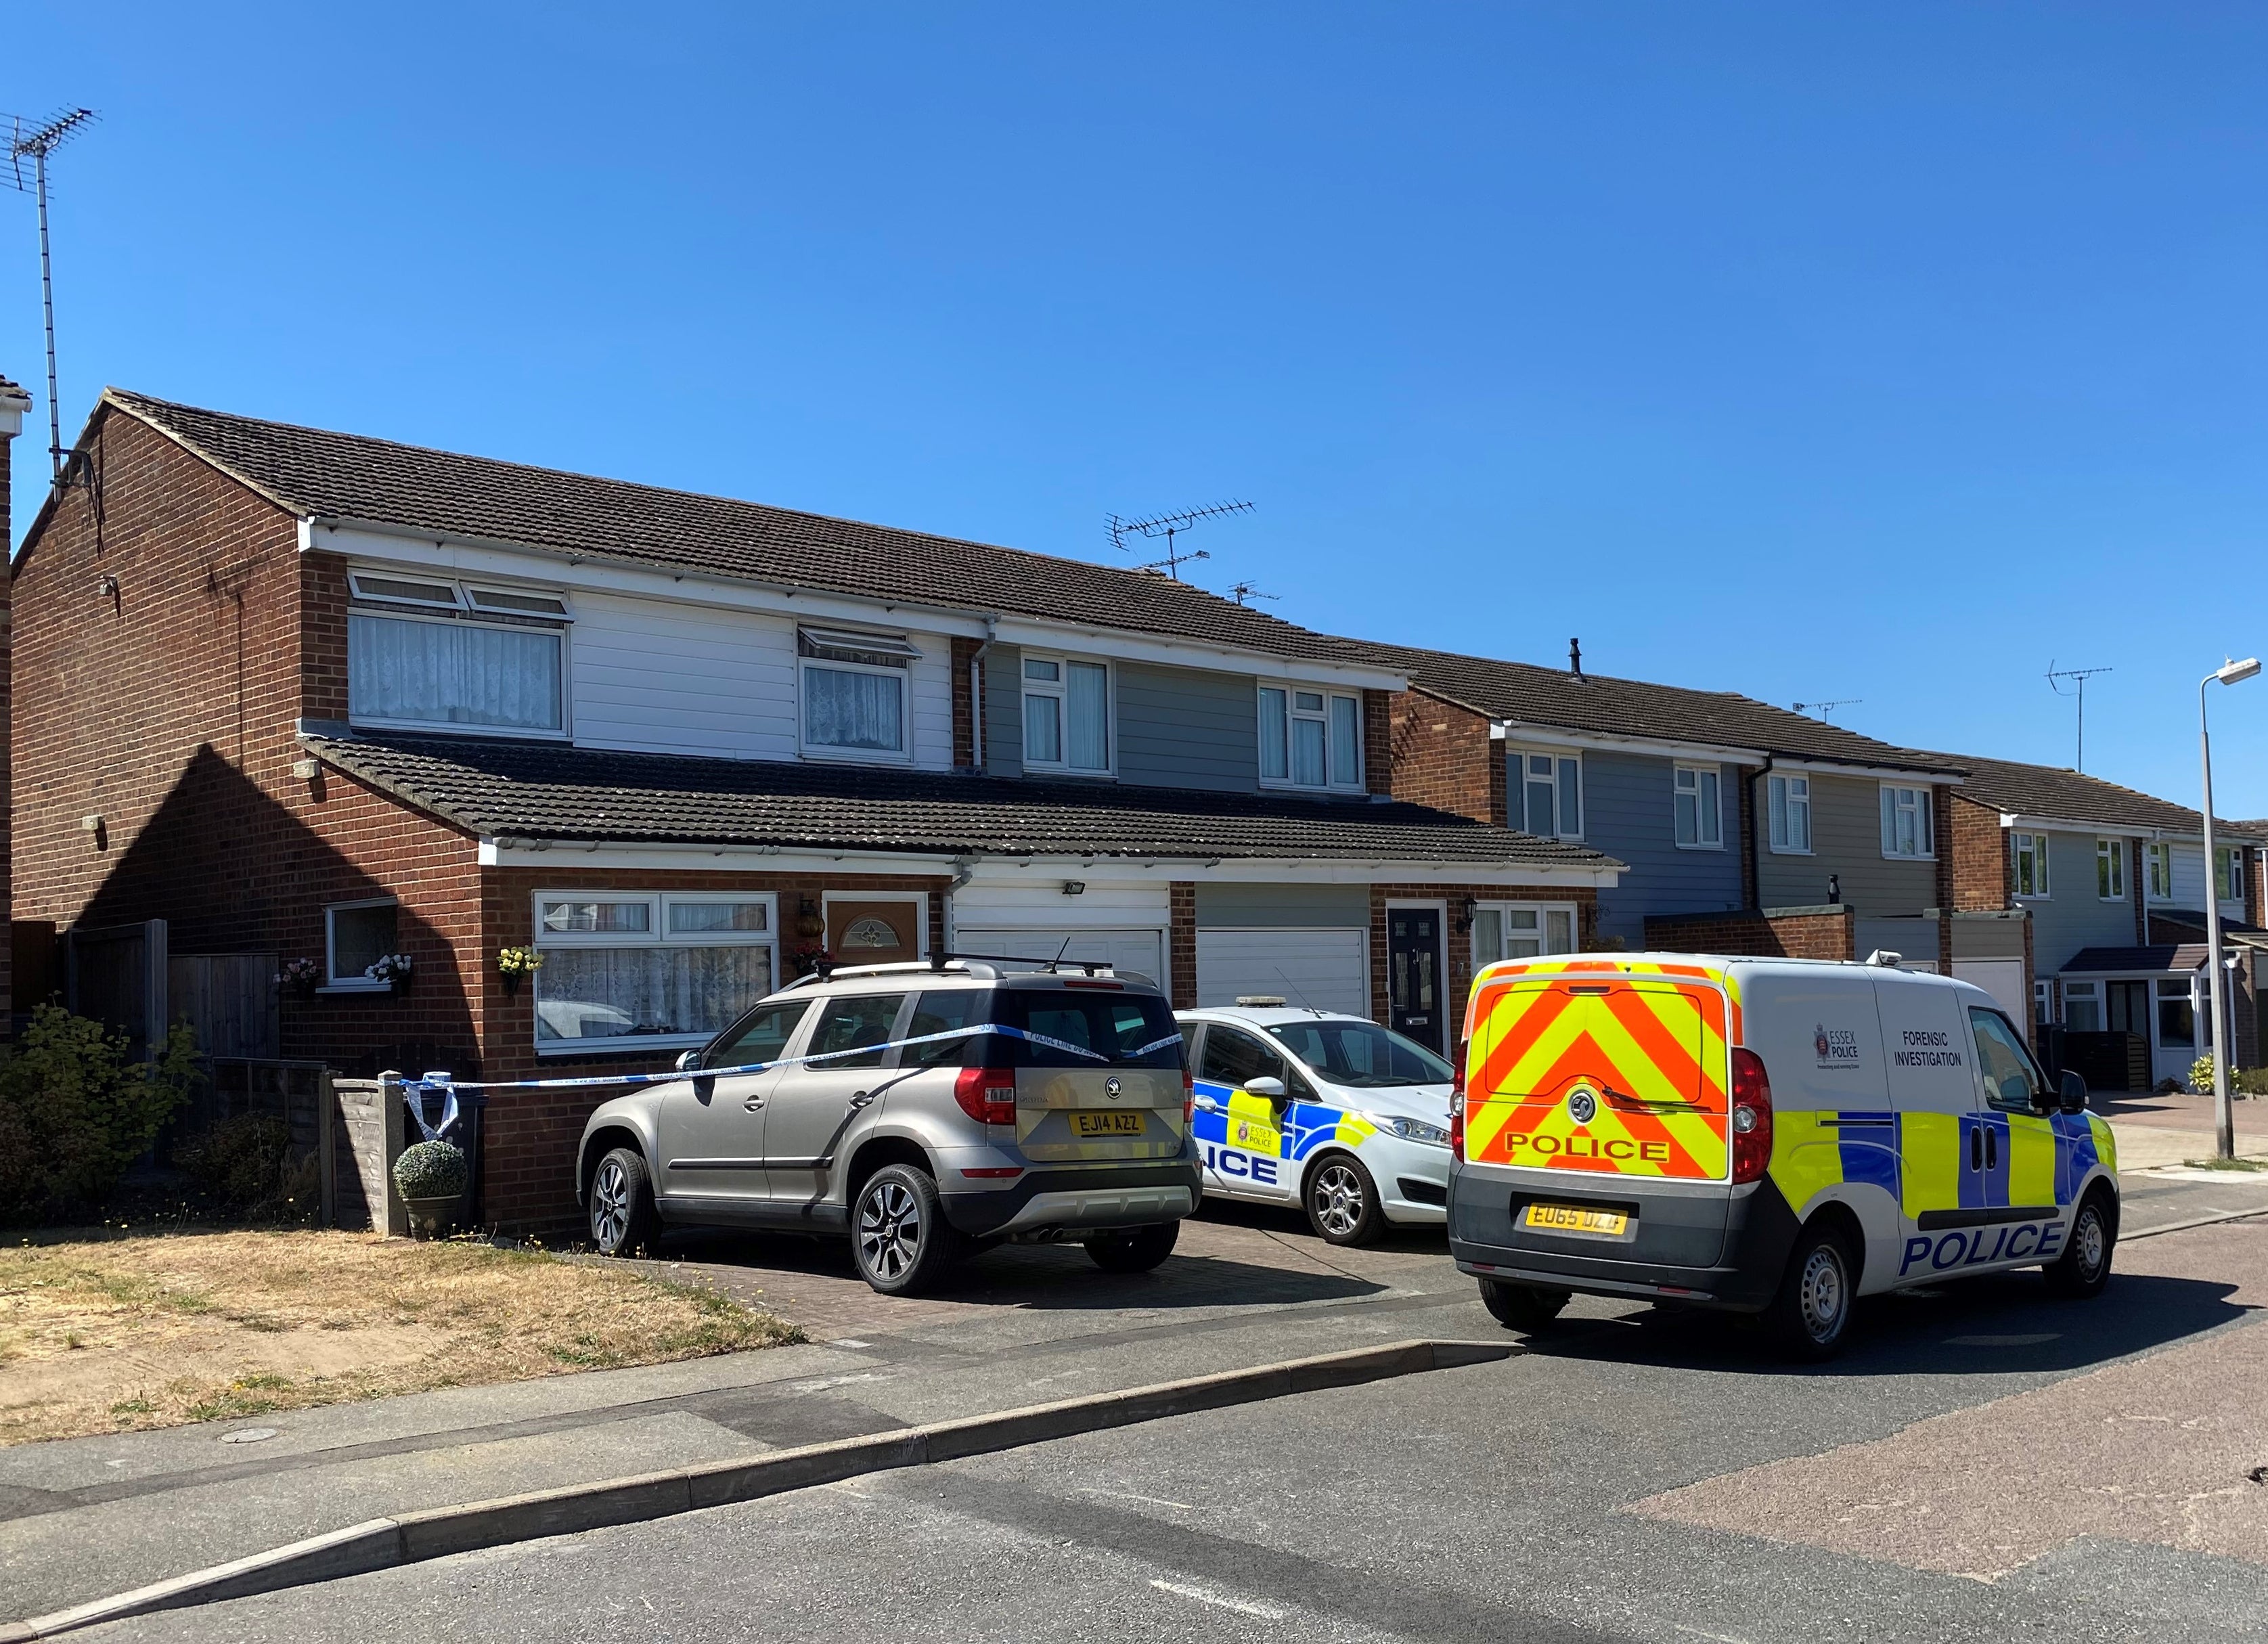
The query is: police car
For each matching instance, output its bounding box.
[1178,1002,1457,1244]
[1447,954,2120,1360]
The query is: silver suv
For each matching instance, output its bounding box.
[575,960,1199,1294]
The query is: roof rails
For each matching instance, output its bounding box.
[776,950,1132,990]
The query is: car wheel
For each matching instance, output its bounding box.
[2043,1188,2116,1299]
[1479,1279,1569,1333]
[851,1163,961,1296]
[1086,1221,1180,1274]
[1762,1221,1856,1362]
[1305,1152,1385,1245]
[589,1147,658,1257]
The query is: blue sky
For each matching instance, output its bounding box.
[7,4,2268,810]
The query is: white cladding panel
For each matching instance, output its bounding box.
[569,590,953,768]
[1952,958,2027,1026]
[1195,928,1369,1017]
[952,928,1165,990]
[2171,843,2207,911]
[950,882,1171,931]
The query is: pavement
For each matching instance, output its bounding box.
[2096,1090,2268,1172]
[3,1174,2266,1640]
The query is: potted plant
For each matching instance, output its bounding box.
[365,952,414,994]
[275,957,321,1000]
[497,945,543,998]
[393,1138,468,1237]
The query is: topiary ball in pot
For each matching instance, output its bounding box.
[393,1140,468,1237]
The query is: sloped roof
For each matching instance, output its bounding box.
[2061,944,2210,975]
[1924,750,2267,841]
[100,390,1379,668]
[303,732,1622,873]
[1344,641,1965,776]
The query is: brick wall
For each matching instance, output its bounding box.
[1947,795,2008,912]
[1368,883,1594,1054]
[1382,688,1502,825]
[1362,690,1393,796]
[1645,906,1857,961]
[1168,881,1197,1009]
[0,400,14,1027]
[950,636,980,770]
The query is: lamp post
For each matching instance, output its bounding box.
[2200,656,2260,1161]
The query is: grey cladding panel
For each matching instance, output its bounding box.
[1580,749,1745,946]
[1116,662,1262,792]
[1195,883,1369,928]
[2025,828,2143,975]
[1756,771,1936,916]
[982,643,1023,777]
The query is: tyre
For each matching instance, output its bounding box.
[2042,1188,2116,1299]
[851,1163,962,1296]
[1762,1221,1857,1362]
[1086,1221,1180,1274]
[1305,1152,1385,1245]
[588,1146,659,1257]
[1479,1278,1569,1333]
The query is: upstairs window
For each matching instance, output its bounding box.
[1258,686,1362,791]
[799,626,920,760]
[2146,842,2173,901]
[1881,784,1935,859]
[1768,774,1811,853]
[1673,764,1722,849]
[2218,845,2249,904]
[1023,654,1111,773]
[347,572,568,736]
[1514,751,1582,839]
[2013,832,2049,898]
[2096,838,2125,901]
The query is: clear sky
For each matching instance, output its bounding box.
[7,5,2268,811]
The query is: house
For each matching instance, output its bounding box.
[1936,751,2268,1089]
[1351,639,1968,970]
[11,389,1619,1226]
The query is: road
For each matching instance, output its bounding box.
[47,1164,2268,1644]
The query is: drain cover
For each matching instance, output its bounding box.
[220,1427,279,1444]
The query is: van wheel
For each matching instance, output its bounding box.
[1762,1223,1856,1362]
[851,1164,961,1296]
[1086,1222,1179,1274]
[2043,1188,2116,1299]
[589,1147,657,1257]
[1305,1153,1384,1245]
[1480,1279,1569,1333]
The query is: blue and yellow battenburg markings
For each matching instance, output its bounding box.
[1189,1078,1378,1187]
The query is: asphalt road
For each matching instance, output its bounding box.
[64,1170,2268,1644]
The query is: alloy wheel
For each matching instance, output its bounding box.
[592,1159,629,1249]
[1798,1245,1846,1342]
[859,1181,922,1281]
[1312,1163,1366,1239]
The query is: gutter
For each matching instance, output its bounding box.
[969,616,998,773]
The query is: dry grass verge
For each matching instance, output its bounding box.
[0,1229,802,1446]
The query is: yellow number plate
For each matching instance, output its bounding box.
[1072,1111,1146,1138]
[1524,1202,1628,1236]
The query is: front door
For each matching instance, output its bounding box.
[761,991,910,1214]
[1387,905,1446,1052]
[656,998,812,1206]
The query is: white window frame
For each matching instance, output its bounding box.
[2145,841,2174,902]
[321,897,399,994]
[796,627,920,766]
[1672,763,1722,850]
[2096,837,2125,902]
[1471,901,1582,966]
[1020,651,1115,776]
[531,891,781,1056]
[347,602,574,740]
[1256,684,1364,793]
[1767,773,1812,855]
[1511,748,1583,841]
[2217,845,2249,905]
[2012,832,2050,899]
[1880,783,1936,860]
[2033,978,2053,1026]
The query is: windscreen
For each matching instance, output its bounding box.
[1264,1019,1453,1088]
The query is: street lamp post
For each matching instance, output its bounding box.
[2199,656,2260,1161]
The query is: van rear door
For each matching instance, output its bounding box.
[1465,973,1733,1182]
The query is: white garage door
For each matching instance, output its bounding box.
[1196,928,1369,1017]
[953,928,1165,990]
[1954,958,2027,1024]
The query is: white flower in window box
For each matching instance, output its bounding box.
[365,952,416,992]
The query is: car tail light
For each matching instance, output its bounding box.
[1449,1046,1467,1161]
[1182,1067,1195,1125]
[954,1065,1017,1126]
[1730,1047,1772,1184]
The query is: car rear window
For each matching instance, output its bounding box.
[910,987,1180,1069]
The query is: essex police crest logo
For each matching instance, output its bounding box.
[1567,1086,1597,1126]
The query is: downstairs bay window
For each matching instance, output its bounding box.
[1472,903,1578,964]
[533,893,778,1053]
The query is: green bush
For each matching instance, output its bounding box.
[176,1113,294,1214]
[2186,1057,2268,1097]
[0,1006,202,1224]
[393,1139,468,1201]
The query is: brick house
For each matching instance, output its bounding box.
[1935,751,2268,1087]
[12,390,1618,1228]
[0,372,25,1033]
[1352,640,1969,972]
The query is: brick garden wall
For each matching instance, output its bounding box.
[1645,906,1857,962]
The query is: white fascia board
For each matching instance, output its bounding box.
[1771,756,1966,786]
[304,520,1408,690]
[1997,813,2156,839]
[477,839,1615,887]
[1494,721,1766,765]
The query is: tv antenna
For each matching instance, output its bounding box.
[2046,661,2112,772]
[1228,579,1277,606]
[1106,499,1253,580]
[1792,698,1862,722]
[5,108,97,485]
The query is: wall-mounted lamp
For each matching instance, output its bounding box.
[290,759,319,780]
[1455,895,1477,933]
[1826,873,1841,906]
[94,573,120,611]
[1062,880,1086,896]
[80,814,106,849]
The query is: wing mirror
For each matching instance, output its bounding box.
[2057,1070,2089,1115]
[675,1048,703,1073]
[1245,1075,1287,1101]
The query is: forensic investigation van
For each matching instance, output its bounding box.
[1446,953,2120,1359]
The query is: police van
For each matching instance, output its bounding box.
[1446,953,2119,1359]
